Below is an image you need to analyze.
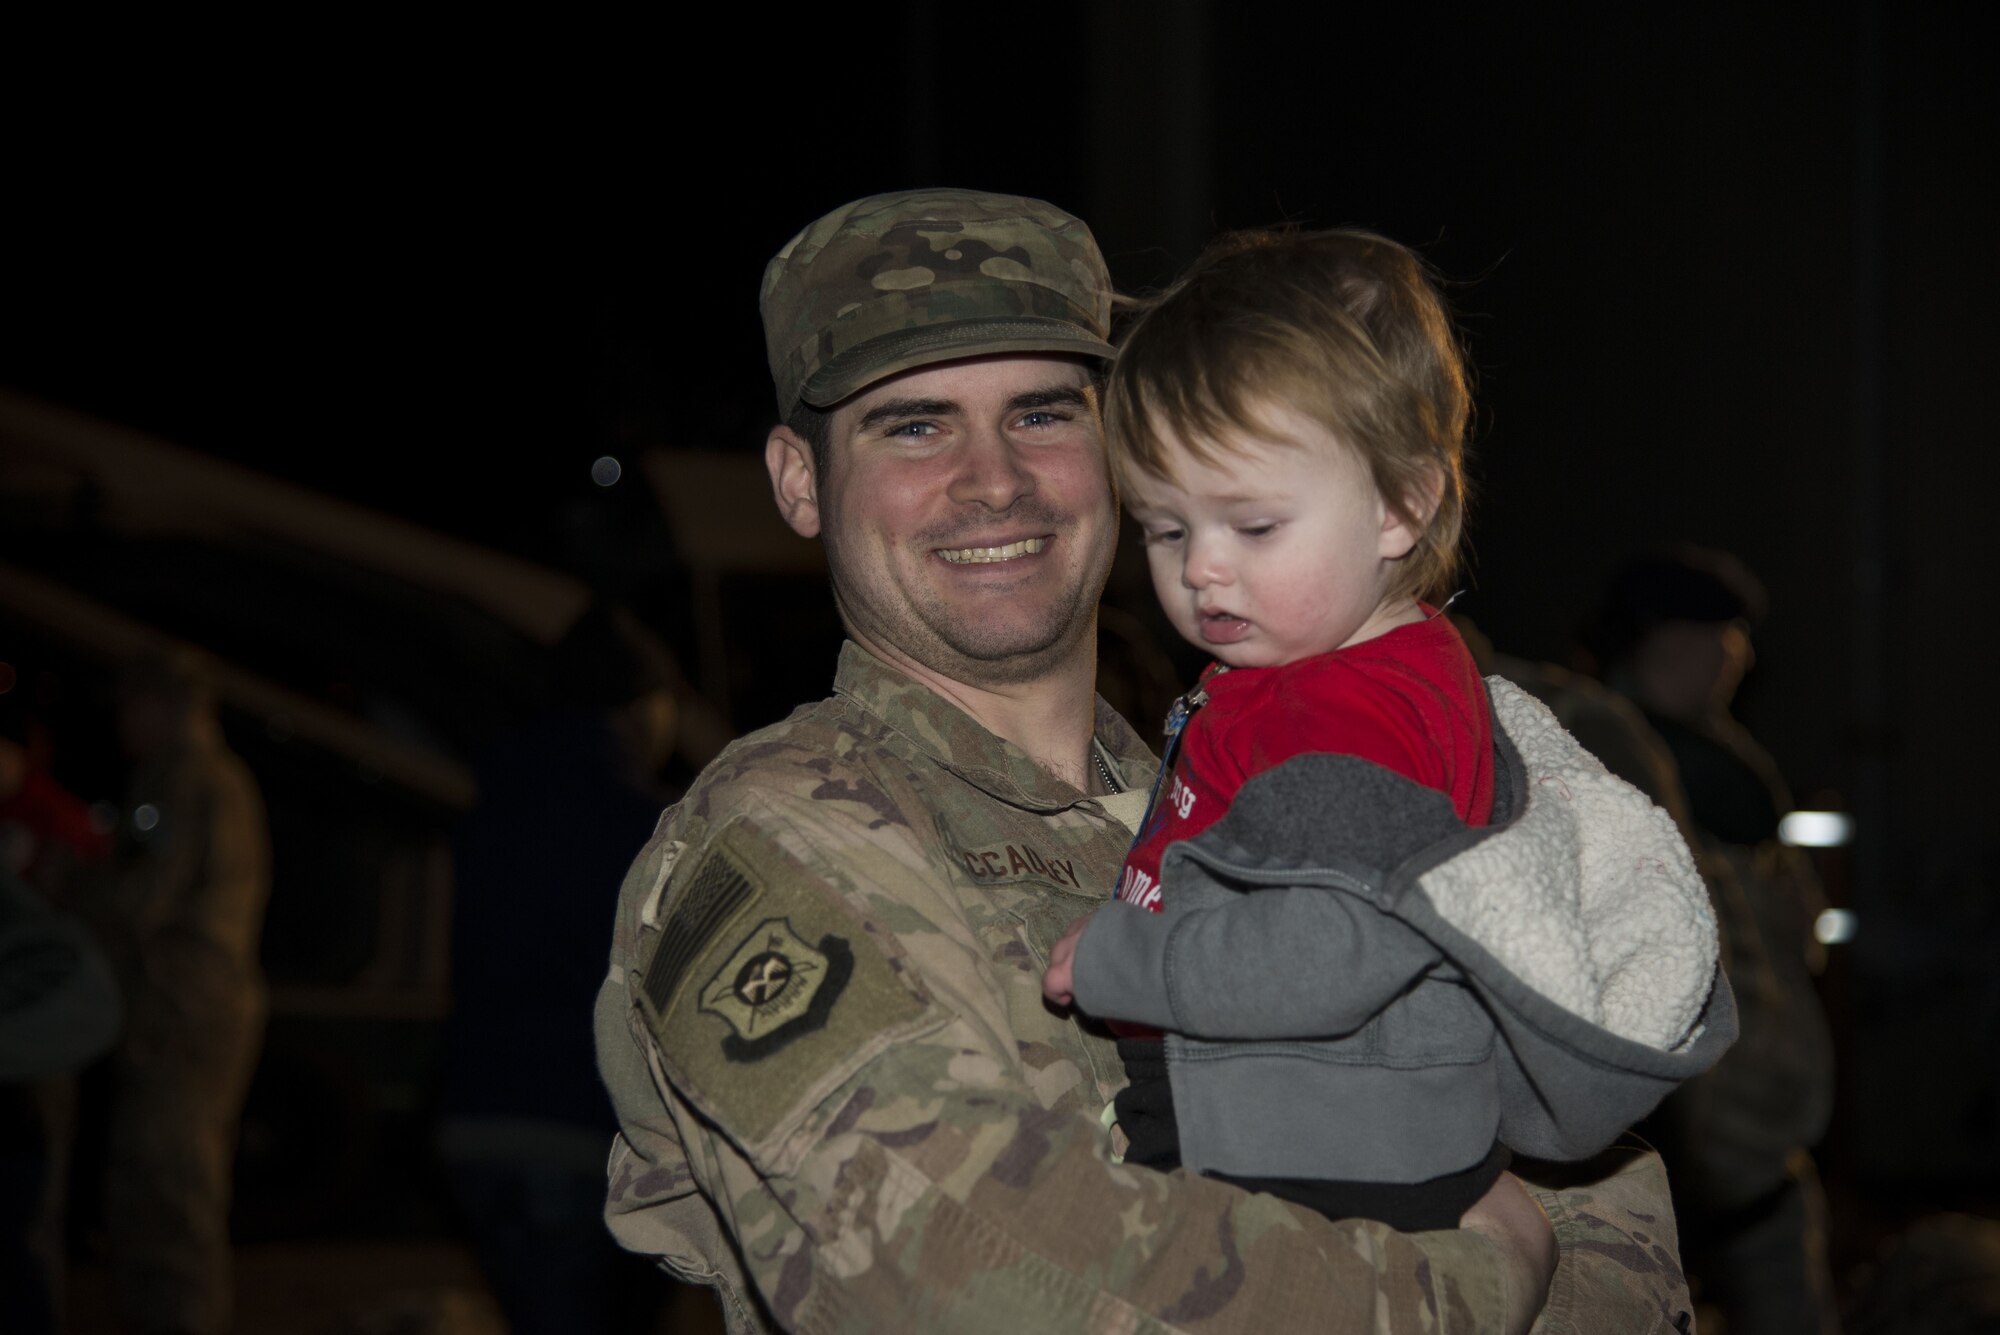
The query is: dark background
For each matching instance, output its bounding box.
[5,0,1996,1317]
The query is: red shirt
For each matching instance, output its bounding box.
[0,766,112,885]
[1118,612,1494,913]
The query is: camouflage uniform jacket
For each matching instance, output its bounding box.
[98,736,270,1030]
[596,642,1695,1334]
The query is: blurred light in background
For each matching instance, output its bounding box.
[591,456,623,487]
[1779,810,1854,847]
[133,803,160,832]
[1814,908,1858,946]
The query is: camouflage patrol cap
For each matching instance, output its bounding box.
[761,188,1116,419]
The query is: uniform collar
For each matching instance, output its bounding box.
[831,641,1156,813]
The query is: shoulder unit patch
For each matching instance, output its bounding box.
[698,916,854,1062]
[632,817,939,1159]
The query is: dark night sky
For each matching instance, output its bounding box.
[6,13,1106,548]
[7,4,2000,1207]
[7,6,1995,808]
[0,12,1899,520]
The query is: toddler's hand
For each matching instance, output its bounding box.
[1041,911,1097,1007]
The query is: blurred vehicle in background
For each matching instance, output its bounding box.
[0,391,825,1255]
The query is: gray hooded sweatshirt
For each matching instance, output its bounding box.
[1072,677,1739,1184]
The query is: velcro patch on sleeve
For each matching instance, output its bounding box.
[634,819,937,1158]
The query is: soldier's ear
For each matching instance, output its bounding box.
[766,426,821,539]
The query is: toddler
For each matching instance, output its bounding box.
[1042,229,1732,1230]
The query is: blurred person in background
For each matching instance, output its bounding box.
[1845,1213,2000,1334]
[1579,546,1840,1335]
[2,686,121,1335]
[437,601,686,1335]
[2,861,122,1335]
[1,682,112,897]
[84,647,271,1335]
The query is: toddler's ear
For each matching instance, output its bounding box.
[1379,464,1444,561]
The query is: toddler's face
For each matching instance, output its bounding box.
[1122,405,1421,669]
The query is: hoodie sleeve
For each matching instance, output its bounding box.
[1071,883,1443,1040]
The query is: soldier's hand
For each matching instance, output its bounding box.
[1040,911,1096,1006]
[1459,1170,1555,1335]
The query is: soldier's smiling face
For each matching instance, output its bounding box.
[805,353,1117,691]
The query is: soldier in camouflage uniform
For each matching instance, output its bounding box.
[595,189,1697,1333]
[90,649,270,1335]
[1580,550,1840,1334]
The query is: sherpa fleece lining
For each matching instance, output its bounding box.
[1417,678,1717,1051]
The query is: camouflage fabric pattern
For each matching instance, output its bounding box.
[1524,1142,1693,1335]
[596,643,1695,1333]
[760,189,1117,419]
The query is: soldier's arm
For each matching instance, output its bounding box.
[595,922,769,1333]
[1518,1141,1693,1335]
[601,788,1549,1334]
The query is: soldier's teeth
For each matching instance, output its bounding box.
[938,538,1048,564]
